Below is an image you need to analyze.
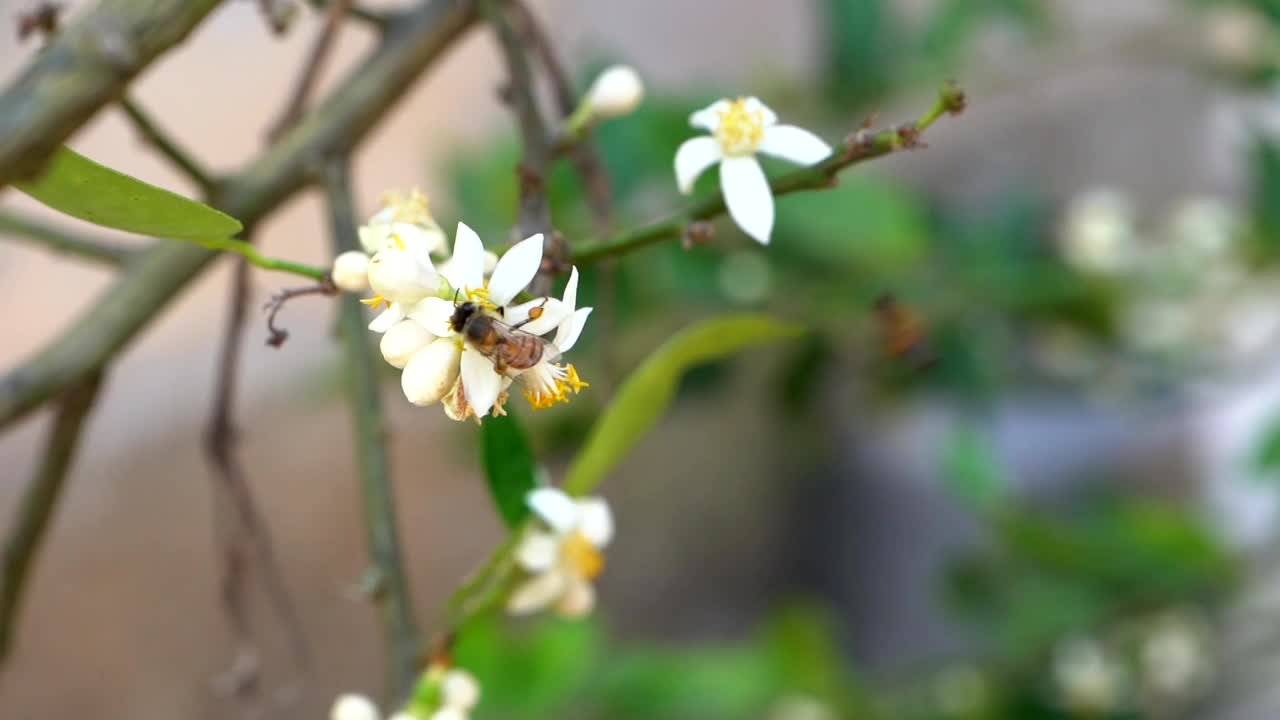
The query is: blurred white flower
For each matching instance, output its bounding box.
[330,694,381,720]
[766,694,838,720]
[1060,187,1137,274]
[1203,4,1275,71]
[428,669,481,720]
[1053,636,1126,714]
[584,65,645,119]
[1165,195,1236,267]
[508,487,613,618]
[718,249,772,304]
[1140,610,1214,702]
[360,189,448,257]
[676,97,831,244]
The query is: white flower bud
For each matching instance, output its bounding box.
[368,248,440,304]
[380,320,434,369]
[441,669,481,710]
[331,694,380,720]
[402,338,461,406]
[331,251,371,293]
[585,65,644,119]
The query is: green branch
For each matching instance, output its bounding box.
[571,82,967,265]
[0,0,479,432]
[0,211,137,267]
[0,372,104,665]
[325,159,422,702]
[0,0,225,189]
[119,96,218,193]
[195,237,329,280]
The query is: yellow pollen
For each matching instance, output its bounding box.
[392,233,406,250]
[522,364,589,411]
[360,295,389,311]
[465,286,496,310]
[563,532,605,580]
[565,364,589,394]
[714,98,765,156]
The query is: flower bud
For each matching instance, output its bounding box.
[368,248,439,304]
[331,251,371,293]
[380,320,434,369]
[402,338,461,406]
[585,65,644,119]
[330,694,380,720]
[441,669,481,710]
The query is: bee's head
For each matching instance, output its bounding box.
[449,300,479,334]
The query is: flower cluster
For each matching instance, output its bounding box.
[331,666,480,720]
[330,194,592,422]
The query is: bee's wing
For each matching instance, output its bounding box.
[489,317,562,364]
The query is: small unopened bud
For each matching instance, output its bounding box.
[441,669,481,710]
[380,320,434,369]
[331,251,371,293]
[330,694,379,720]
[368,249,439,304]
[402,338,461,406]
[585,65,645,119]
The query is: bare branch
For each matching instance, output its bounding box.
[262,280,340,348]
[119,96,218,193]
[324,158,422,701]
[202,258,311,699]
[305,0,391,30]
[268,0,354,141]
[0,210,137,267]
[0,0,225,189]
[0,0,479,432]
[0,371,104,665]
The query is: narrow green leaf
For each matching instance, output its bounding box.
[15,146,242,240]
[563,315,802,495]
[480,412,537,528]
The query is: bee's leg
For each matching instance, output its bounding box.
[493,357,509,375]
[510,298,549,331]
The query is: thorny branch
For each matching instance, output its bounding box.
[0,210,137,267]
[324,158,423,702]
[0,371,104,665]
[570,83,967,265]
[203,258,311,698]
[268,0,355,140]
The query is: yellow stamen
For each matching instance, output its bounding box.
[522,364,590,410]
[360,295,389,311]
[392,232,406,250]
[563,532,605,580]
[714,97,765,156]
[465,286,497,310]
[564,364,589,394]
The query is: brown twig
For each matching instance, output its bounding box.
[0,371,104,666]
[262,279,339,348]
[203,258,312,699]
[267,0,355,141]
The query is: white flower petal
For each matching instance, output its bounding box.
[330,694,380,720]
[553,307,592,353]
[527,487,578,534]
[368,305,406,333]
[515,531,561,572]
[675,136,723,195]
[586,65,645,118]
[506,570,568,616]
[407,296,457,337]
[719,155,774,245]
[380,320,434,369]
[445,222,486,291]
[575,498,614,547]
[487,233,544,306]
[504,298,567,337]
[758,125,832,166]
[562,267,580,311]
[743,96,778,126]
[332,251,371,293]
[427,708,467,720]
[690,99,730,131]
[401,338,461,406]
[461,345,502,417]
[556,578,596,618]
[441,670,480,711]
[368,249,438,304]
[358,225,381,256]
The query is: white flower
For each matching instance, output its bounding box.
[1060,188,1137,274]
[359,189,448,257]
[507,487,613,618]
[584,65,644,119]
[1053,636,1126,714]
[331,694,380,720]
[364,248,444,332]
[506,267,593,409]
[332,250,371,293]
[429,669,481,720]
[675,97,831,244]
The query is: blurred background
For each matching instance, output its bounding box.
[5,0,1280,717]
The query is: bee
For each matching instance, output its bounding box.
[449,300,557,375]
[872,293,936,372]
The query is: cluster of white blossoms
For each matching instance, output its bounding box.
[508,487,614,618]
[331,667,480,720]
[329,193,592,422]
[676,97,832,245]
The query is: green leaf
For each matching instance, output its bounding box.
[15,146,241,240]
[1255,414,1280,475]
[563,315,802,494]
[940,426,1008,511]
[480,412,537,529]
